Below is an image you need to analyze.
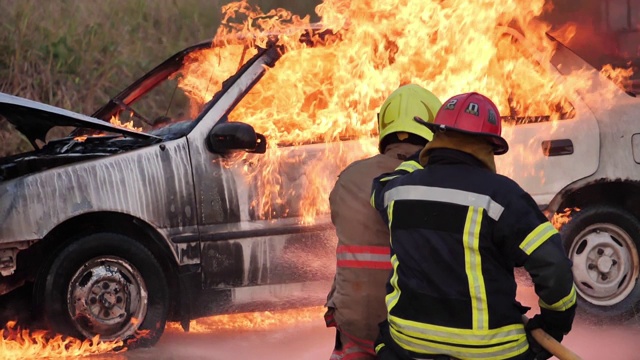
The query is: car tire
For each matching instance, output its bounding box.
[560,205,640,322]
[35,232,168,348]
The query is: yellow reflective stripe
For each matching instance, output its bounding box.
[380,175,401,182]
[375,343,385,353]
[370,191,376,208]
[388,314,526,344]
[387,200,395,247]
[519,222,558,255]
[540,284,577,311]
[385,254,401,311]
[390,325,528,359]
[395,160,423,173]
[464,206,488,330]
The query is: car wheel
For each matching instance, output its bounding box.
[560,205,640,321]
[36,232,168,347]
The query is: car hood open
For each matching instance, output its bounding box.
[0,92,160,145]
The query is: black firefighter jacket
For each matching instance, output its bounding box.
[370,148,577,360]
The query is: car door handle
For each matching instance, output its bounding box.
[541,139,574,156]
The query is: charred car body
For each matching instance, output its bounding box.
[0,38,340,345]
[2,26,640,346]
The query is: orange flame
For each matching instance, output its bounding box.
[550,207,581,230]
[109,114,143,132]
[166,306,324,333]
[600,64,635,90]
[173,0,630,222]
[0,321,124,359]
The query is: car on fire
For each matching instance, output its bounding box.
[0,36,342,346]
[0,26,639,346]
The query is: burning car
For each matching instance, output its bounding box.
[1,3,640,349]
[0,37,348,346]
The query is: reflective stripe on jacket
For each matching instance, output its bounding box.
[371,148,576,360]
[325,142,424,348]
[336,245,392,270]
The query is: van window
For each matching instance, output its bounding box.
[496,35,576,125]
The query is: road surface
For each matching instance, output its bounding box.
[121,286,640,360]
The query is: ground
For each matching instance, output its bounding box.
[117,286,640,360]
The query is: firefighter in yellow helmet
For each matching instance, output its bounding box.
[325,84,442,360]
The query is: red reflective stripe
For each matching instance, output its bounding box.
[342,331,375,348]
[342,353,372,360]
[337,245,390,255]
[337,259,392,269]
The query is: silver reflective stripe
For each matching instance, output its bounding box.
[383,186,504,221]
[336,253,390,262]
[388,316,525,343]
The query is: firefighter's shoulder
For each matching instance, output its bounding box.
[490,172,541,212]
[336,154,394,179]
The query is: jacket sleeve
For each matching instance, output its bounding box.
[370,151,423,224]
[495,189,577,336]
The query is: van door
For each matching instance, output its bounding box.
[495,40,600,208]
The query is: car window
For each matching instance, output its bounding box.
[102,43,257,137]
[118,75,193,133]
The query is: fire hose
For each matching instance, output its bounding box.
[522,316,583,360]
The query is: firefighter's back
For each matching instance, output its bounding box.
[327,142,423,344]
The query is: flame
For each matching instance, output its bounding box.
[548,22,577,45]
[109,114,143,132]
[600,64,635,90]
[172,0,630,222]
[550,207,581,230]
[166,306,324,333]
[73,135,88,142]
[0,321,124,359]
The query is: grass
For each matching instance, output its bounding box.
[0,0,319,156]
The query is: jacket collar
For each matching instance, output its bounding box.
[384,142,424,161]
[425,148,493,171]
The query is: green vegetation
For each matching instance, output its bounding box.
[0,0,319,156]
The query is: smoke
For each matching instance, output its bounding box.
[541,0,639,80]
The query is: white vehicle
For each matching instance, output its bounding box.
[498,29,640,321]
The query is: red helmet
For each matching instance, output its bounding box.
[415,92,508,155]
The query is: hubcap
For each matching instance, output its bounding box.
[67,256,148,341]
[569,223,639,306]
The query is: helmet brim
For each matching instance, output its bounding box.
[414,116,509,155]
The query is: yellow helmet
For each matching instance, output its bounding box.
[377,84,442,153]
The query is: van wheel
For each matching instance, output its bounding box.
[560,205,640,321]
[35,232,168,347]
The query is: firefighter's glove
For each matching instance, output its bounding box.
[525,315,563,360]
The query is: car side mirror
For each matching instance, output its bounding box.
[206,122,267,154]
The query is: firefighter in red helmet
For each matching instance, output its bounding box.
[370,92,576,360]
[325,84,442,360]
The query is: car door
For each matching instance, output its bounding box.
[186,45,339,294]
